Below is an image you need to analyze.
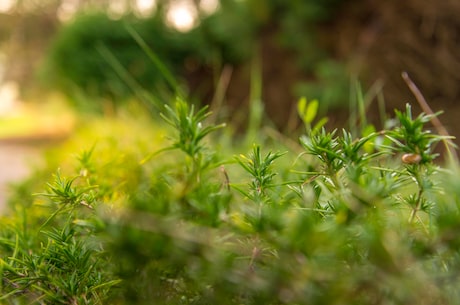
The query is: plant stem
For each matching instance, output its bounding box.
[409,187,423,223]
[409,170,424,223]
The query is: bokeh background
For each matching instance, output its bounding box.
[2,0,460,128]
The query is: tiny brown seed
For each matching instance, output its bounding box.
[401,153,422,164]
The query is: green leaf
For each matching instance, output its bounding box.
[305,99,319,124]
[362,124,376,153]
[297,96,307,119]
[312,117,329,134]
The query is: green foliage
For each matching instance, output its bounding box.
[154,98,226,188]
[2,99,460,304]
[387,104,448,163]
[41,13,195,107]
[40,0,350,114]
[41,3,257,108]
[297,96,329,134]
[198,0,257,64]
[297,97,318,125]
[235,145,285,205]
[160,98,225,159]
[0,163,118,304]
[294,60,350,111]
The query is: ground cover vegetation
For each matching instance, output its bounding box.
[0,91,460,304]
[2,1,460,304]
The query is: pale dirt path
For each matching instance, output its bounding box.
[0,143,43,212]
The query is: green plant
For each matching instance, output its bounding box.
[386,104,450,223]
[158,98,226,184]
[297,102,449,225]
[0,157,118,304]
[2,97,460,305]
[40,12,198,109]
[234,145,286,229]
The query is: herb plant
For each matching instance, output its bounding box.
[1,96,460,304]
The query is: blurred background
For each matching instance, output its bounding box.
[0,0,459,207]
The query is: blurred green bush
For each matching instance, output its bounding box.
[41,2,256,107]
[41,13,193,105]
[40,0,350,112]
